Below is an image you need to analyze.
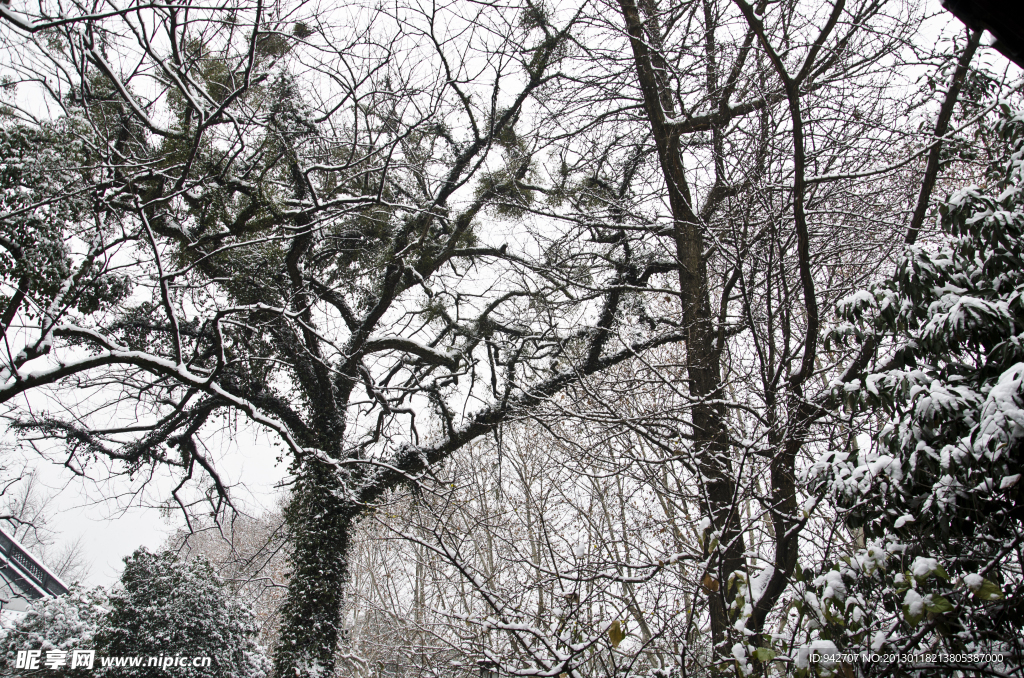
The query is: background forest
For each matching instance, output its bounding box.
[0,0,1022,675]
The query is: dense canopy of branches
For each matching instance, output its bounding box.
[1,0,1021,675]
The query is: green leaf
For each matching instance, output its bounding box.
[975,579,1004,601]
[753,647,776,663]
[925,595,953,614]
[903,607,923,627]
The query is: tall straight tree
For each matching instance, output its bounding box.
[517,0,990,665]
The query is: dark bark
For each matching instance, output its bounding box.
[905,28,983,245]
[616,0,745,652]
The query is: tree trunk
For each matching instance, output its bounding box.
[273,459,353,678]
[616,0,745,655]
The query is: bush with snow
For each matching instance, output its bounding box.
[0,549,269,678]
[810,104,1024,673]
[94,548,270,678]
[0,584,107,676]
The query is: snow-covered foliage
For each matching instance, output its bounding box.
[94,548,270,678]
[813,104,1024,672]
[0,584,106,676]
[0,550,270,677]
[2,0,1019,674]
[0,120,130,319]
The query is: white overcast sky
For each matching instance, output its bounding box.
[8,424,288,586]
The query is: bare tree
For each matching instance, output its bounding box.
[0,0,663,673]
[1,470,90,581]
[167,508,290,649]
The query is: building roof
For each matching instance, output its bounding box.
[942,0,1024,69]
[0,526,69,609]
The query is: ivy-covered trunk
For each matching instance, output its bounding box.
[274,460,354,678]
